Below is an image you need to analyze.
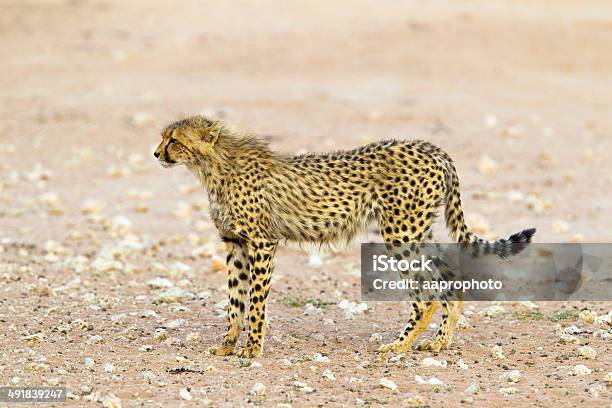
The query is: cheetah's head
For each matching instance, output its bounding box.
[154,115,222,168]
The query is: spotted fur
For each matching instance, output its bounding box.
[154,115,536,357]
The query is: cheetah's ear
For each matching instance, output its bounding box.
[202,124,221,146]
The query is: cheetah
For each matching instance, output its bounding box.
[154,115,535,358]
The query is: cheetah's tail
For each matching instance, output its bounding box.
[442,160,536,258]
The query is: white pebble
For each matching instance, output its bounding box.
[250,382,266,396]
[101,394,121,408]
[166,319,185,329]
[179,388,192,401]
[577,346,597,360]
[303,303,321,316]
[311,353,330,363]
[596,312,611,326]
[572,364,592,376]
[420,357,447,368]
[491,345,506,360]
[484,305,505,318]
[464,383,479,394]
[337,299,368,319]
[322,369,336,381]
[499,387,518,395]
[415,375,443,385]
[500,370,522,383]
[147,277,174,289]
[379,378,398,391]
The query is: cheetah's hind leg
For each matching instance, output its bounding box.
[416,300,463,352]
[379,301,439,354]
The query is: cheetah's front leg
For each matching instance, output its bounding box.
[209,238,250,356]
[236,239,278,358]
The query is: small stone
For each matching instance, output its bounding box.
[420,357,447,368]
[577,346,597,360]
[303,303,321,316]
[293,381,314,393]
[379,378,398,391]
[491,345,506,360]
[369,333,383,342]
[66,391,80,400]
[142,371,157,384]
[415,375,444,385]
[101,394,121,408]
[311,353,330,363]
[484,305,505,318]
[403,395,426,406]
[153,328,168,341]
[572,364,592,376]
[605,372,612,384]
[80,386,93,395]
[389,353,405,363]
[499,387,518,395]
[595,312,611,326]
[457,359,469,370]
[322,369,336,381]
[250,382,266,396]
[103,363,114,373]
[84,358,95,368]
[578,310,597,324]
[457,314,469,329]
[337,299,368,318]
[179,388,192,401]
[147,277,173,289]
[588,385,605,398]
[559,334,580,344]
[465,383,480,394]
[153,287,188,304]
[142,310,158,318]
[168,261,191,278]
[166,319,185,329]
[500,370,522,383]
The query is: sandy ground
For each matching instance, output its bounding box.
[1,0,611,406]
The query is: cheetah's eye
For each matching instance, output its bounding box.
[168,138,176,144]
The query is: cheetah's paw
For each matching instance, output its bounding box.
[208,341,237,356]
[236,344,262,358]
[415,339,446,353]
[378,339,412,355]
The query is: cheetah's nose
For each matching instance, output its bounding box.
[154,151,160,158]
